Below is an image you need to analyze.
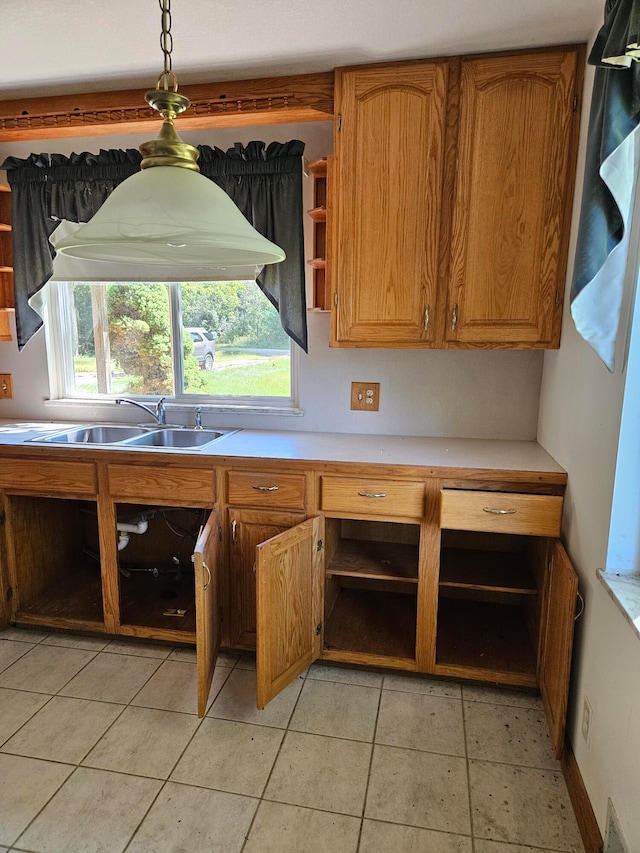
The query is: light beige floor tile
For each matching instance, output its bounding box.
[208,667,303,728]
[2,696,122,763]
[245,801,361,853]
[0,639,35,672]
[105,639,174,659]
[171,717,284,796]
[470,760,583,851]
[41,634,109,651]
[59,651,161,704]
[474,842,562,853]
[82,705,199,778]
[0,627,48,644]
[264,730,371,816]
[17,767,162,853]
[131,659,230,714]
[359,820,473,852]
[376,690,465,756]
[465,701,558,769]
[0,753,72,847]
[0,645,97,694]
[289,679,380,741]
[0,688,50,745]
[126,782,257,853]
[307,663,383,687]
[166,647,238,666]
[462,683,543,709]
[383,673,462,698]
[366,744,471,834]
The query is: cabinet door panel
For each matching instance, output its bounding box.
[539,540,578,759]
[228,508,306,649]
[256,516,323,708]
[447,49,580,346]
[333,61,448,345]
[193,508,221,718]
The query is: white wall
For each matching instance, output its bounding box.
[0,123,543,439]
[538,59,640,847]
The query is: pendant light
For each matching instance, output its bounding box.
[55,0,285,269]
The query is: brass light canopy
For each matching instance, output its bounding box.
[55,1,285,269]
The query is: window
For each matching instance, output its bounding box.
[46,279,294,406]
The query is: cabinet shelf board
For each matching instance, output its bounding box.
[436,597,536,678]
[439,547,537,595]
[120,571,196,635]
[307,258,326,269]
[308,158,328,176]
[324,587,417,660]
[307,206,327,222]
[0,224,10,232]
[327,538,419,583]
[15,567,104,628]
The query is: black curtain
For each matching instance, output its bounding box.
[569,0,640,370]
[1,140,307,352]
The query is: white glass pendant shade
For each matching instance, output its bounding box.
[55,166,286,267]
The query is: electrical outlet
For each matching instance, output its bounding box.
[581,696,592,744]
[0,374,12,399]
[351,382,380,411]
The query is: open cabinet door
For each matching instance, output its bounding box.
[256,516,324,708]
[539,541,579,759]
[193,508,221,717]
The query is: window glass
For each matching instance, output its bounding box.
[53,280,292,403]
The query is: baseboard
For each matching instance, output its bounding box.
[561,740,603,853]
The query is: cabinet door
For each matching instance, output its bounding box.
[256,516,324,708]
[228,508,306,649]
[446,48,581,347]
[332,61,448,346]
[539,540,578,759]
[193,508,221,717]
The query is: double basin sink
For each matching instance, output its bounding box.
[31,424,235,451]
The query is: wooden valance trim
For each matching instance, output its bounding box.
[0,71,335,141]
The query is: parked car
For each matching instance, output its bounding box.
[186,327,217,370]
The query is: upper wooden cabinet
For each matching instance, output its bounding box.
[446,48,582,347]
[332,60,449,346]
[330,46,583,349]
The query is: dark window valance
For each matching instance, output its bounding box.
[1,140,307,352]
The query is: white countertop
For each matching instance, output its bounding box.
[0,421,566,475]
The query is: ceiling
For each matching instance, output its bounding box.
[3,0,603,101]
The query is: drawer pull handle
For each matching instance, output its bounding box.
[252,485,279,492]
[483,507,517,515]
[203,562,211,591]
[358,491,387,498]
[231,519,237,544]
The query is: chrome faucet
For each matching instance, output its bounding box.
[193,406,203,430]
[115,396,167,425]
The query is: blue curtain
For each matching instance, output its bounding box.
[570,0,640,370]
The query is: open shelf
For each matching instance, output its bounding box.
[436,597,537,677]
[307,206,327,222]
[439,547,537,594]
[120,571,196,634]
[324,586,416,660]
[327,538,418,583]
[16,566,104,628]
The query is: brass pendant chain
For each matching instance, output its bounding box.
[157,0,178,93]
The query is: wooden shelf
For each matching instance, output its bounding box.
[120,569,197,635]
[0,224,10,232]
[436,597,536,677]
[308,158,328,177]
[307,156,331,310]
[15,567,104,629]
[439,548,537,595]
[307,206,327,222]
[307,258,326,269]
[324,587,416,659]
[327,539,418,583]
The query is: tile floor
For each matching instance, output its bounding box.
[0,628,584,852]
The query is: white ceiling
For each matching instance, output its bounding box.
[2,0,603,101]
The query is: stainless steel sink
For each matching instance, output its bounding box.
[30,424,235,450]
[35,425,152,444]
[123,429,227,449]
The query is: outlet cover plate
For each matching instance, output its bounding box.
[351,382,380,411]
[0,374,12,399]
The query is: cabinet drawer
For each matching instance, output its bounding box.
[0,459,97,495]
[321,477,424,519]
[108,465,215,504]
[440,490,563,536]
[227,470,306,510]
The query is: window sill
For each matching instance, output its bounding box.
[43,398,304,417]
[597,569,640,642]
